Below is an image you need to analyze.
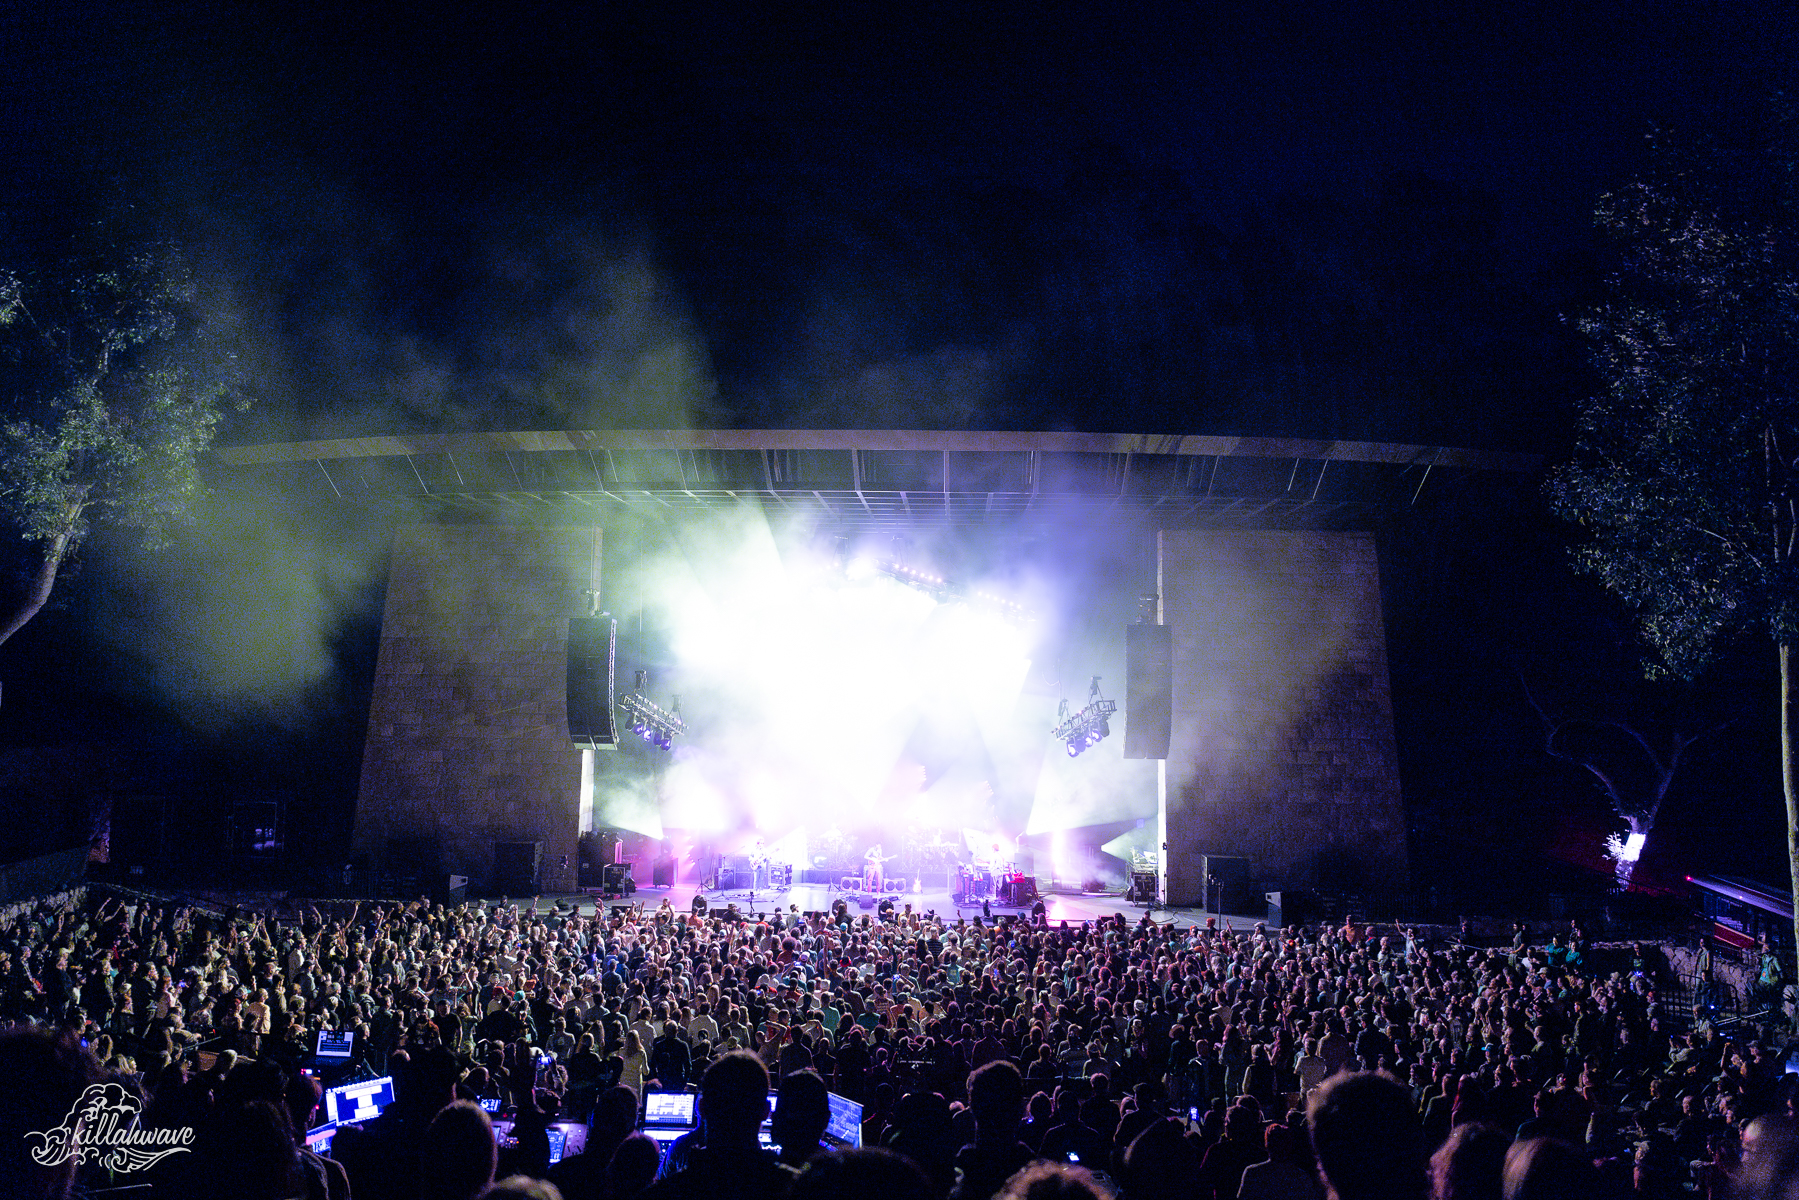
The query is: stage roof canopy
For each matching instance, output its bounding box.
[214,429,1543,531]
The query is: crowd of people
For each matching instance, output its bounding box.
[1,884,1798,1200]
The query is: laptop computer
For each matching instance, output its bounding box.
[322,1075,396,1126]
[642,1090,699,1148]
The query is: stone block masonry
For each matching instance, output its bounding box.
[1159,529,1406,907]
[354,524,600,894]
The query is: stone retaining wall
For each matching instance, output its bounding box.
[1160,529,1406,904]
[353,524,600,894]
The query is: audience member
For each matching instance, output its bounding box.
[605,1134,662,1200]
[997,1160,1115,1200]
[1429,1122,1507,1200]
[952,1060,1035,1200]
[773,1068,832,1171]
[422,1100,500,1200]
[1500,1138,1597,1200]
[790,1148,935,1200]
[0,1026,102,1200]
[1236,1123,1317,1200]
[1309,1072,1427,1200]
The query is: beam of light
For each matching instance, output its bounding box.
[762,827,808,869]
[1023,727,1156,836]
[594,764,665,840]
[1100,825,1155,863]
[659,759,734,833]
[962,826,1017,865]
[1051,829,1073,886]
[911,771,992,831]
[579,747,595,834]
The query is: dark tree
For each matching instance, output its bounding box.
[0,239,245,688]
[1549,108,1799,956]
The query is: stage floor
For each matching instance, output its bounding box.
[500,883,1258,930]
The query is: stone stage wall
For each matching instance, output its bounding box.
[353,524,599,894]
[1159,529,1405,906]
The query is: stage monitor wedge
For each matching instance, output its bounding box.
[568,615,618,747]
[1124,622,1172,759]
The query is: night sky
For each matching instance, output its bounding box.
[0,1,1794,901]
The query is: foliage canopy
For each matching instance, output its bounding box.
[1548,111,1799,679]
[0,238,245,649]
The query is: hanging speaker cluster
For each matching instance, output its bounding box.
[567,614,618,747]
[1124,620,1172,759]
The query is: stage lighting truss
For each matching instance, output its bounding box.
[1052,677,1116,757]
[618,673,686,751]
[875,561,1031,622]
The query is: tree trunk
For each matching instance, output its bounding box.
[0,530,71,706]
[1785,643,1799,974]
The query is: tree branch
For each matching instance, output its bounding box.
[0,523,75,650]
[1517,671,1724,826]
[1645,720,1732,822]
[1521,676,1630,807]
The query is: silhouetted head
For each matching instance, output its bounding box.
[700,1051,771,1142]
[1308,1072,1425,1200]
[421,1101,497,1200]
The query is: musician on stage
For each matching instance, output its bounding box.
[863,843,896,892]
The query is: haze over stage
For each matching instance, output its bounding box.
[342,465,1410,909]
[597,510,1043,848]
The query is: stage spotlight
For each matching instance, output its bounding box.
[1051,677,1117,758]
[619,676,686,752]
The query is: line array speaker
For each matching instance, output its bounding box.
[567,615,617,747]
[1124,622,1172,759]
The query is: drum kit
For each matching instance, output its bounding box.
[956,864,995,902]
[945,829,1032,905]
[714,842,792,894]
[955,862,1032,905]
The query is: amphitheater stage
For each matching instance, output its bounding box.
[503,883,1261,930]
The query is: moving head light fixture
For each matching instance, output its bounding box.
[619,670,686,751]
[1053,676,1116,757]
